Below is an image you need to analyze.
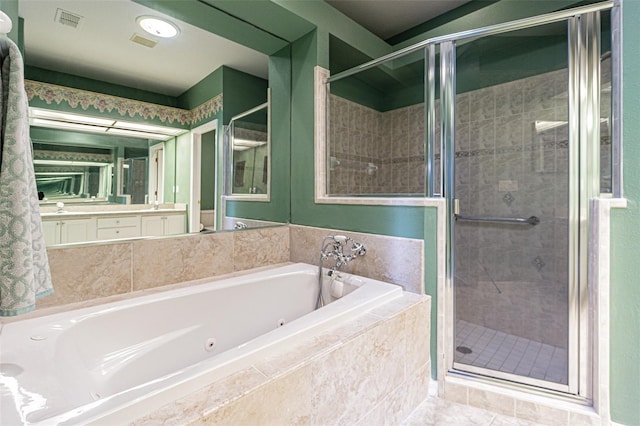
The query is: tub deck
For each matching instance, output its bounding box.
[0,263,415,425]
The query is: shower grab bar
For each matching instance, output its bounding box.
[456,214,540,226]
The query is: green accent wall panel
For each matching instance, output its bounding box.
[204,0,315,43]
[222,67,268,125]
[392,0,586,50]
[610,1,640,423]
[200,130,216,211]
[177,67,223,111]
[289,30,423,239]
[225,45,291,225]
[271,0,391,66]
[0,0,19,43]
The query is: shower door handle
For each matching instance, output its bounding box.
[455,214,540,226]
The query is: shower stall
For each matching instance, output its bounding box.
[325,1,618,396]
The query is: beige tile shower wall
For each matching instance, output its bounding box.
[289,224,424,294]
[38,226,290,311]
[454,69,570,348]
[328,94,425,195]
[133,293,431,425]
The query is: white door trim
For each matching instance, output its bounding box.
[149,143,164,204]
[190,119,218,233]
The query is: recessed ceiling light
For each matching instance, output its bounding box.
[136,16,179,38]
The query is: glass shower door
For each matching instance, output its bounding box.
[452,22,572,390]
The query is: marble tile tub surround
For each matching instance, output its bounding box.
[441,377,603,426]
[132,293,431,425]
[290,224,425,294]
[29,226,290,311]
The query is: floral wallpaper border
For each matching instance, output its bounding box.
[25,80,223,127]
[34,149,113,163]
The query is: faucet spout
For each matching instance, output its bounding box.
[316,234,366,309]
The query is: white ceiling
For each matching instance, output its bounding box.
[326,0,472,40]
[18,0,470,97]
[18,0,269,97]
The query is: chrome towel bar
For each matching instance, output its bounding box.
[455,214,540,226]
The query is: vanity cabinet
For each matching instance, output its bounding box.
[42,218,97,246]
[140,213,186,237]
[96,216,140,240]
[42,210,186,246]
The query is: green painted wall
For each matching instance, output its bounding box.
[221,67,268,125]
[200,130,216,210]
[0,0,19,43]
[392,0,585,50]
[224,45,291,225]
[177,67,223,111]
[610,2,640,424]
[271,0,391,66]
[289,30,424,239]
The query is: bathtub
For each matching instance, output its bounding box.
[0,263,403,425]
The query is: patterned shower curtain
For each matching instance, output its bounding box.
[0,36,52,316]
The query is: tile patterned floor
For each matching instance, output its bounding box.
[402,397,544,426]
[454,320,568,385]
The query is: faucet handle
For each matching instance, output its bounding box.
[351,242,366,256]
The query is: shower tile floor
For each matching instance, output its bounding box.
[454,320,568,385]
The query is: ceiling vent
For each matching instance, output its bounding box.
[54,8,82,29]
[130,33,158,48]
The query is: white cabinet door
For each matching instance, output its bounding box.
[61,218,96,244]
[164,214,186,235]
[140,216,165,237]
[42,218,96,246]
[42,220,60,246]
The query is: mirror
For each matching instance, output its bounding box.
[18,0,288,243]
[28,113,183,206]
[33,140,114,203]
[228,99,269,198]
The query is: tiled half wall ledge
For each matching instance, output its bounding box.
[36,226,291,311]
[290,224,425,294]
[5,224,424,316]
[132,293,431,425]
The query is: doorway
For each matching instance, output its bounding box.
[442,10,609,396]
[190,119,218,232]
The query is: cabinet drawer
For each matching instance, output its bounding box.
[97,227,139,240]
[97,216,139,228]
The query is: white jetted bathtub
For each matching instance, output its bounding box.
[0,263,402,425]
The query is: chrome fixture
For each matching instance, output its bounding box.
[234,221,248,230]
[316,235,366,309]
[455,214,540,226]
